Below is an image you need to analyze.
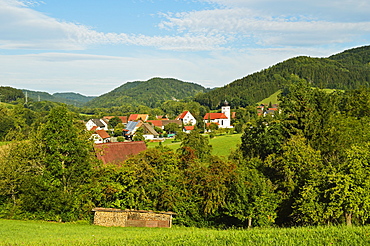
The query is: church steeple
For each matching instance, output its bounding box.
[221,100,230,120]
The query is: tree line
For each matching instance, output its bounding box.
[2,78,370,227]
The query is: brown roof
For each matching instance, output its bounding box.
[142,123,159,136]
[162,120,182,126]
[94,141,147,164]
[95,130,110,139]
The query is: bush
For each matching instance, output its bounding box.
[116,136,125,142]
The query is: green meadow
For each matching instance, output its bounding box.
[0,219,369,246]
[147,133,242,157]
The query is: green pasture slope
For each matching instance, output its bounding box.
[257,90,282,105]
[0,219,369,245]
[147,133,242,157]
[257,88,344,106]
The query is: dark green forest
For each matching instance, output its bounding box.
[85,77,210,108]
[22,90,96,107]
[1,45,370,228]
[195,45,370,109]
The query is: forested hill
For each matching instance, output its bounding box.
[194,45,370,109]
[86,77,210,108]
[22,90,95,107]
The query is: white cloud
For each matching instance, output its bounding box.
[159,5,370,47]
[0,45,340,95]
[0,0,226,51]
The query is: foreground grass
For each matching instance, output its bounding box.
[147,133,242,157]
[0,219,369,246]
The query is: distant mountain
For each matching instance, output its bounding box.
[22,90,95,106]
[194,45,370,109]
[86,77,210,108]
[53,92,96,104]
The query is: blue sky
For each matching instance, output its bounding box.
[1,0,369,96]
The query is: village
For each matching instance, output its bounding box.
[87,101,280,144]
[85,102,279,165]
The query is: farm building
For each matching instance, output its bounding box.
[92,208,175,228]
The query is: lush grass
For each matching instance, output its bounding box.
[257,88,344,106]
[147,138,181,151]
[0,219,369,245]
[147,134,242,157]
[258,90,282,105]
[208,133,242,156]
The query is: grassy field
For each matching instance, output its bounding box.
[258,90,282,105]
[147,133,242,157]
[0,219,369,245]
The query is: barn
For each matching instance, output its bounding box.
[92,208,175,228]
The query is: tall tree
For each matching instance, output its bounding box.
[20,106,98,221]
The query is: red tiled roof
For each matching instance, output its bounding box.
[90,126,98,131]
[177,111,189,120]
[128,114,148,122]
[95,130,110,139]
[203,113,228,120]
[184,126,195,131]
[94,141,147,164]
[103,116,128,124]
[147,120,163,127]
[268,108,279,111]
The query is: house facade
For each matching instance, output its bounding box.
[176,111,197,125]
[86,119,108,131]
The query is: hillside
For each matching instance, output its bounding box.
[195,45,370,109]
[86,77,210,108]
[22,90,95,107]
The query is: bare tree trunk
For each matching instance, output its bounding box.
[248,217,252,228]
[345,212,352,226]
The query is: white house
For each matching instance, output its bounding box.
[91,130,111,144]
[86,119,108,131]
[176,111,197,125]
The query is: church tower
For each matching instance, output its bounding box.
[221,100,230,120]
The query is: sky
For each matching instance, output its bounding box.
[0,0,369,96]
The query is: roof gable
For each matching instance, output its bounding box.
[177,111,190,120]
[128,114,148,122]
